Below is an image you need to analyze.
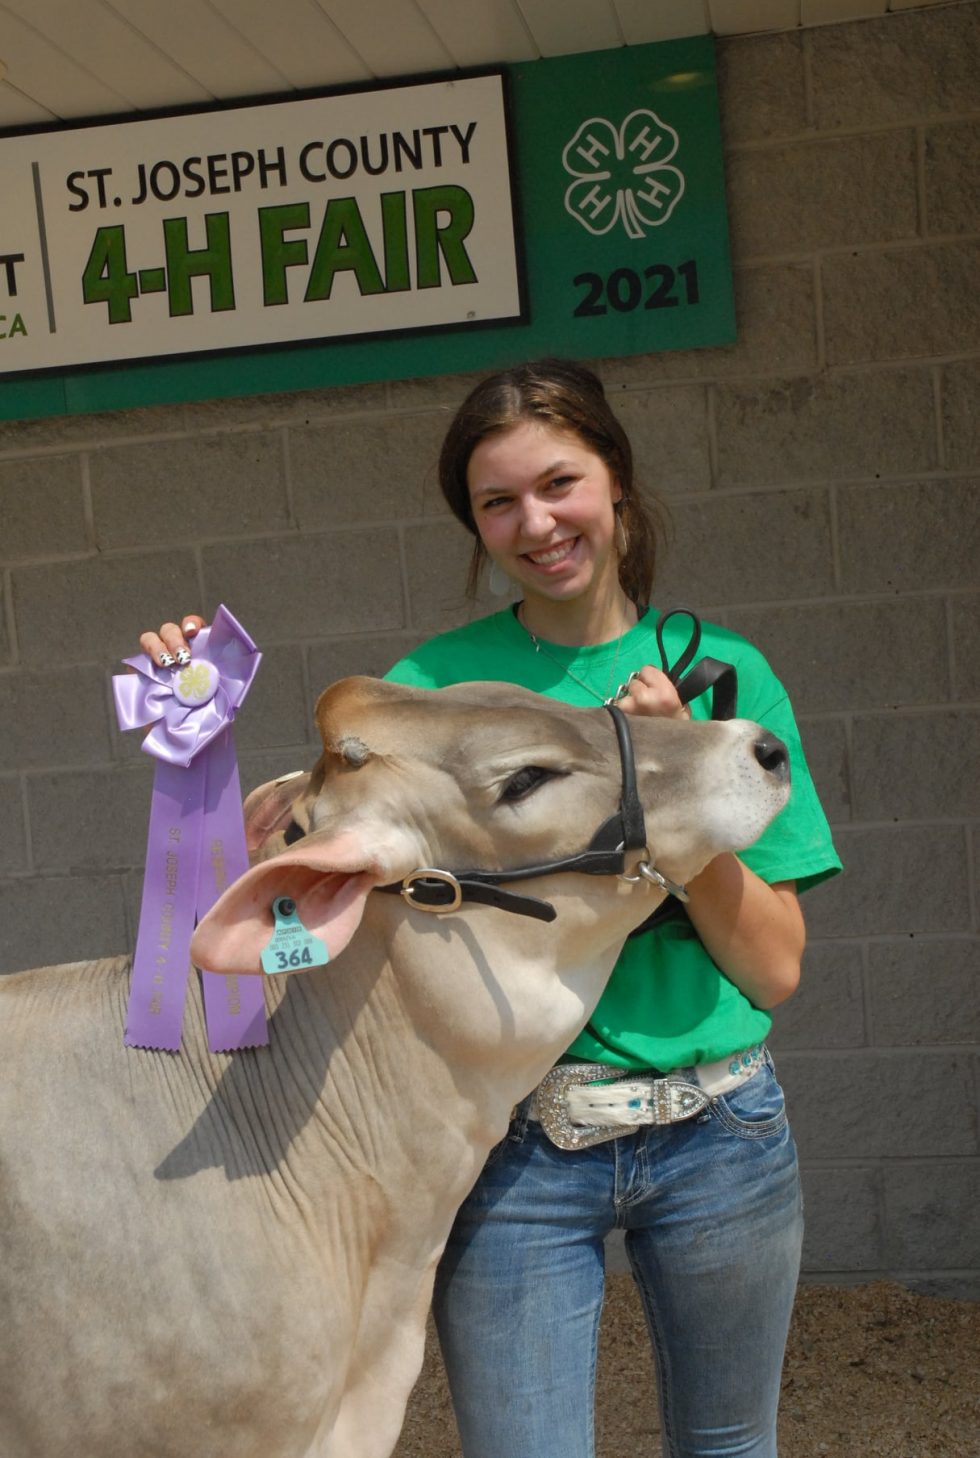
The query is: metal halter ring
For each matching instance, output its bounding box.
[398,868,463,914]
[621,857,690,903]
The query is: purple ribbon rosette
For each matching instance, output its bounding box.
[112,605,268,1053]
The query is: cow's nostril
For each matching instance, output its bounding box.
[754,733,789,782]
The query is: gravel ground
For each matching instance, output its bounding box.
[395,1278,979,1457]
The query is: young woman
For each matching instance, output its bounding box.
[143,358,840,1458]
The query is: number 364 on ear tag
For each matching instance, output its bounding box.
[261,896,330,976]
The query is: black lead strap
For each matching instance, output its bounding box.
[656,607,738,723]
[623,608,739,939]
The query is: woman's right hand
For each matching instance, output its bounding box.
[138,614,208,668]
[615,664,690,721]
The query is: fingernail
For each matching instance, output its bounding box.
[175,647,191,666]
[159,651,176,668]
[182,621,197,635]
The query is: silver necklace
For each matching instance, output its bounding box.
[519,610,638,706]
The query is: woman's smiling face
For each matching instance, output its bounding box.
[467,421,622,611]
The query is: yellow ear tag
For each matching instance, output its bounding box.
[261,896,330,976]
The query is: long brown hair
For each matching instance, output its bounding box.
[439,358,666,603]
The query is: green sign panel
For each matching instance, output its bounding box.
[512,40,732,362]
[0,36,731,421]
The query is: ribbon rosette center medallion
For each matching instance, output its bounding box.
[172,660,220,707]
[112,605,269,1053]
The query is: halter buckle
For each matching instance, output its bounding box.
[398,868,463,914]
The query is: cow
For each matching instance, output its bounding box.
[0,676,789,1458]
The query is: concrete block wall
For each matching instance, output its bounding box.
[1,3,977,1293]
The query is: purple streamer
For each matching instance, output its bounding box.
[113,606,268,1053]
[196,729,268,1052]
[125,757,203,1050]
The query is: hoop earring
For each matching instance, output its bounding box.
[488,560,513,597]
[614,513,629,557]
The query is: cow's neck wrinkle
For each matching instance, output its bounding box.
[155,870,646,1227]
[152,926,487,1213]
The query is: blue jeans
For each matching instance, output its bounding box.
[433,1057,803,1458]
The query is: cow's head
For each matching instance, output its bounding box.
[190,677,789,979]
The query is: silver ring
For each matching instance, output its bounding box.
[620,847,654,883]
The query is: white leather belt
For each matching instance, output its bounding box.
[528,1045,767,1150]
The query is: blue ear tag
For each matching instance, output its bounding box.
[261,896,330,976]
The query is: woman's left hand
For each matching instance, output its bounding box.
[615,665,691,720]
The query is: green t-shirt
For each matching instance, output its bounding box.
[385,607,841,1071]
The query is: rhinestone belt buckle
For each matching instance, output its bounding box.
[536,1064,711,1150]
[535,1063,639,1150]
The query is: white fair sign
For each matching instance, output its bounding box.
[0,75,520,374]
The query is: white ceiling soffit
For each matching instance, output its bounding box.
[0,0,968,130]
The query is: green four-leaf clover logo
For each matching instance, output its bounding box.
[563,109,685,239]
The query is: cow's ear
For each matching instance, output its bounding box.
[190,821,418,978]
[242,770,313,854]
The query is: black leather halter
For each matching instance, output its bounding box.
[282,608,737,929]
[376,702,652,925]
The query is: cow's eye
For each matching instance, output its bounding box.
[498,766,566,804]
